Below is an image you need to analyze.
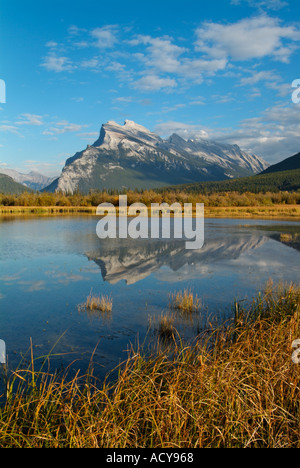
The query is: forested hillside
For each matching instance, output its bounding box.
[0,174,32,194]
[163,169,300,194]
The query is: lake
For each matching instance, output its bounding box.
[0,216,299,381]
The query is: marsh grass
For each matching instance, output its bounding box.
[169,289,202,315]
[0,282,300,448]
[148,290,203,342]
[148,312,177,342]
[79,290,113,316]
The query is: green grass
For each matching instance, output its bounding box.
[0,282,300,448]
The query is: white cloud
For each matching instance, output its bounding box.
[134,74,177,92]
[16,114,44,126]
[68,25,87,36]
[131,35,187,73]
[105,61,126,72]
[231,0,288,11]
[113,96,133,103]
[42,121,88,136]
[239,70,278,86]
[45,41,58,48]
[237,70,291,97]
[211,104,300,163]
[154,102,300,164]
[154,121,209,139]
[0,125,23,136]
[41,54,75,72]
[130,35,227,85]
[195,15,300,63]
[189,97,206,106]
[90,26,118,49]
[80,57,100,69]
[179,58,227,80]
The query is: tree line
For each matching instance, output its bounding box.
[0,189,300,208]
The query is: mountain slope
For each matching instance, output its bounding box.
[261,152,300,175]
[0,174,32,194]
[0,168,56,190]
[46,120,268,194]
[163,168,300,194]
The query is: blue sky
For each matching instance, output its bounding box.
[0,0,300,176]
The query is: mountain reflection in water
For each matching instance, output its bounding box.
[86,228,268,285]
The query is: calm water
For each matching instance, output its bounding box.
[0,216,299,380]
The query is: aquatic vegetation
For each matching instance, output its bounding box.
[169,289,202,314]
[80,290,113,314]
[148,312,176,341]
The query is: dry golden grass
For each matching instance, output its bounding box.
[79,290,113,316]
[170,289,202,314]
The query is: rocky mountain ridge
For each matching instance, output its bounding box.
[0,168,56,191]
[45,120,269,194]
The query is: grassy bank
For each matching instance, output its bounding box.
[0,188,300,219]
[1,204,300,219]
[1,189,300,218]
[0,206,97,216]
[204,204,300,219]
[0,282,300,448]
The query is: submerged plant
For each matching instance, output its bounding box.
[157,312,176,340]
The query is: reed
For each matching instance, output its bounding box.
[0,282,299,448]
[148,312,177,341]
[170,288,202,314]
[84,291,113,313]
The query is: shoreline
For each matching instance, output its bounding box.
[0,204,300,220]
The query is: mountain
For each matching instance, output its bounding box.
[0,174,32,194]
[45,120,268,194]
[0,168,56,191]
[261,152,300,175]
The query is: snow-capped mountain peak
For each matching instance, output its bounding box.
[46,120,269,194]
